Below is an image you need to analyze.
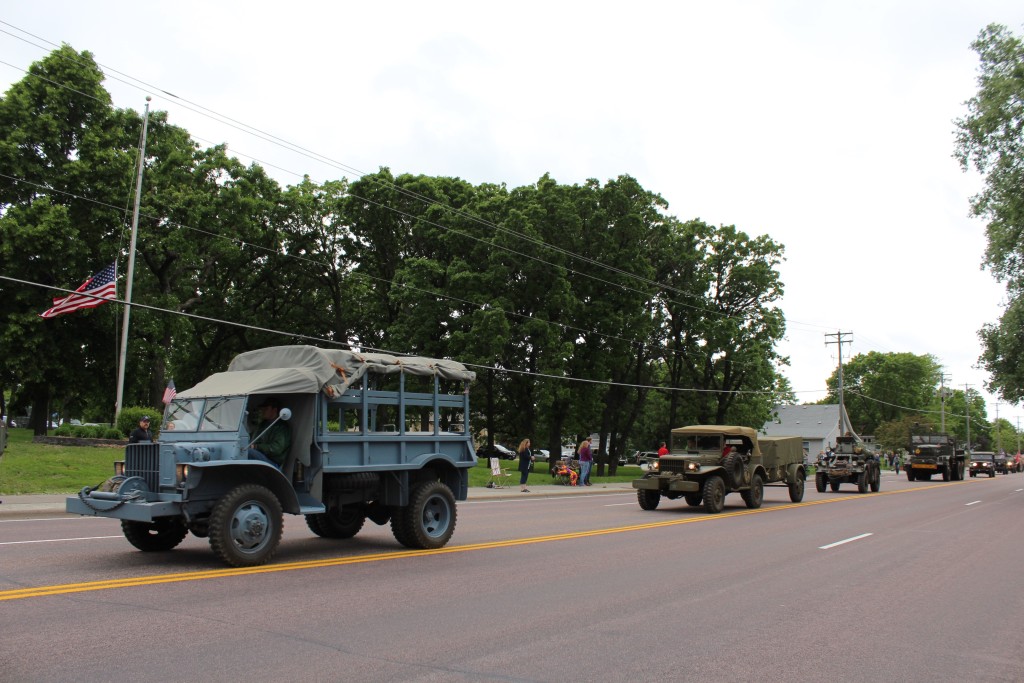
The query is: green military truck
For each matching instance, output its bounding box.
[632,425,806,514]
[906,432,964,481]
[815,435,880,493]
[68,345,477,567]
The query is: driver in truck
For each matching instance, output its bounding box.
[247,397,291,468]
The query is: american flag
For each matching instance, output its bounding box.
[39,262,118,319]
[162,379,177,405]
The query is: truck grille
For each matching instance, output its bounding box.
[125,443,161,491]
[659,459,688,474]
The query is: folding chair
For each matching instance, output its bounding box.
[487,457,511,488]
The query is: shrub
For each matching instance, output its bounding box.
[116,406,157,438]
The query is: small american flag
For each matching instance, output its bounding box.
[162,379,177,405]
[39,262,118,319]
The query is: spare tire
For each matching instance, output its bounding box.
[721,453,744,489]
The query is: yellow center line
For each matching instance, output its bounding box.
[0,480,971,602]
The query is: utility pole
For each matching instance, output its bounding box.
[825,331,854,436]
[995,402,1002,453]
[1016,416,1021,456]
[939,372,951,433]
[963,384,972,454]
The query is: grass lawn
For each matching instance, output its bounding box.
[0,428,642,495]
[0,428,120,494]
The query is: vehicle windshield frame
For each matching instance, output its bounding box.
[162,396,246,433]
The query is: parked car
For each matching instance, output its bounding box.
[633,450,659,464]
[534,449,550,461]
[477,444,516,461]
[969,452,996,478]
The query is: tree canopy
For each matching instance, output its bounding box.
[1,45,792,453]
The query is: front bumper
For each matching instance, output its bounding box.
[66,494,182,522]
[632,475,699,493]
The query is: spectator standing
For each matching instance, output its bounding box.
[129,415,153,444]
[657,441,669,457]
[517,438,534,493]
[578,436,594,486]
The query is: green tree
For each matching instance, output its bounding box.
[955,24,1024,403]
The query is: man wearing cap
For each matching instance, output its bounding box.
[129,415,153,444]
[247,397,291,469]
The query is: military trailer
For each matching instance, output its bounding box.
[632,425,806,514]
[815,435,880,493]
[906,432,964,481]
[67,345,477,567]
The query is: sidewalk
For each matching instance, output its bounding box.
[0,483,632,518]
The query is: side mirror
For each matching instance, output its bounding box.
[279,407,292,421]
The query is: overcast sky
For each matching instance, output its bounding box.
[2,2,1023,425]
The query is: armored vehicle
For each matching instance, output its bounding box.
[906,432,964,481]
[68,345,477,567]
[632,425,805,514]
[815,435,880,493]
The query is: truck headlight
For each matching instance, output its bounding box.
[114,460,125,476]
[686,461,700,472]
[650,460,660,473]
[175,463,190,485]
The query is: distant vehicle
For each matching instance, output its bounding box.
[906,431,964,481]
[477,444,516,461]
[969,452,996,478]
[994,453,1010,475]
[815,436,880,494]
[534,449,549,461]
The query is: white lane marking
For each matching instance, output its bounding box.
[966,501,982,506]
[0,535,121,546]
[604,502,636,507]
[819,533,873,550]
[1016,489,1023,493]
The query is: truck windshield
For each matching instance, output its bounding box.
[161,397,245,433]
[199,397,245,432]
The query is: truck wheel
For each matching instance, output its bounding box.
[638,489,661,510]
[907,470,916,481]
[306,506,366,539]
[815,472,827,493]
[857,469,869,493]
[870,465,881,492]
[684,492,703,507]
[208,484,283,567]
[830,480,841,492]
[722,453,744,489]
[390,510,414,546]
[121,518,188,552]
[702,476,726,514]
[742,473,764,509]
[942,467,950,482]
[401,481,457,550]
[789,475,805,502]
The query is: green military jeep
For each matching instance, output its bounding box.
[632,425,806,514]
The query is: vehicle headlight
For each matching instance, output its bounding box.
[686,461,700,472]
[650,460,660,472]
[175,463,190,485]
[113,460,125,476]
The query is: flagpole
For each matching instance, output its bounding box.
[115,96,152,419]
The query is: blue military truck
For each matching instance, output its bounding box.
[68,345,477,566]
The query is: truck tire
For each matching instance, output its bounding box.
[306,506,366,539]
[907,470,915,481]
[870,465,881,492]
[121,518,188,552]
[830,480,841,492]
[722,453,744,489]
[816,472,827,493]
[400,481,457,550]
[208,484,283,567]
[703,476,726,514]
[638,489,661,510]
[942,467,950,482]
[684,492,703,507]
[789,474,805,502]
[857,468,869,493]
[742,473,764,509]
